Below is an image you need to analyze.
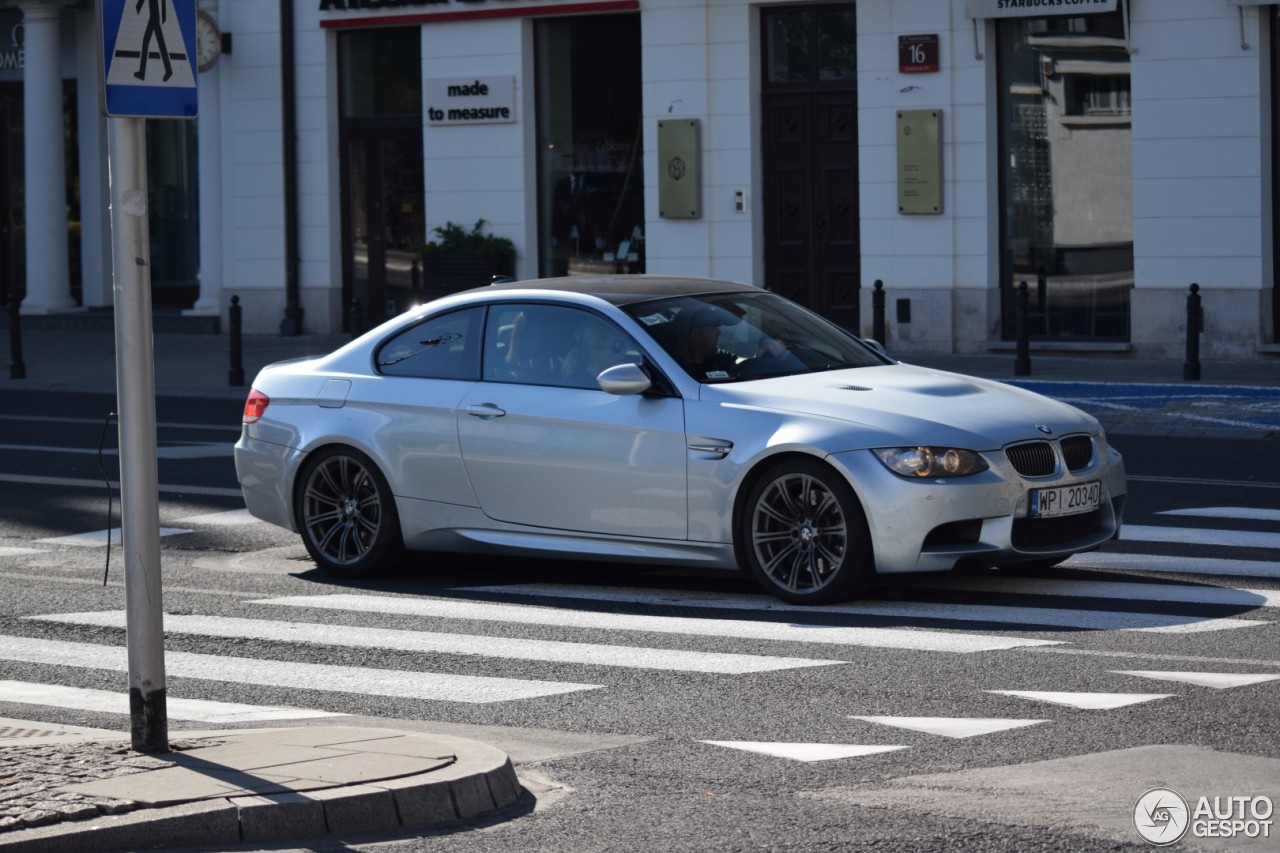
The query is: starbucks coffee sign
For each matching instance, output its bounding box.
[966,0,1117,17]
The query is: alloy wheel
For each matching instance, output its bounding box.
[750,471,848,596]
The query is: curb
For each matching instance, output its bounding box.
[0,733,522,853]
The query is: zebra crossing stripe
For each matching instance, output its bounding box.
[30,611,845,674]
[0,635,600,704]
[1111,671,1280,690]
[172,508,263,527]
[0,473,242,498]
[988,690,1173,710]
[0,680,344,723]
[1064,552,1280,580]
[1158,507,1280,523]
[699,742,909,762]
[1121,524,1280,551]
[915,577,1280,609]
[252,594,1063,653]
[37,528,192,547]
[849,716,1049,739]
[453,584,1266,634]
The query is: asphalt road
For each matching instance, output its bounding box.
[1,389,1277,852]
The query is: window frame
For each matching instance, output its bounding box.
[479,301,648,391]
[373,306,484,381]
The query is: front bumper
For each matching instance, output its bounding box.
[829,441,1126,574]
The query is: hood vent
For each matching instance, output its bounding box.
[835,385,872,392]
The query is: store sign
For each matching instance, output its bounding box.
[965,0,1117,18]
[319,0,638,25]
[899,34,939,74]
[0,22,22,71]
[426,76,515,125]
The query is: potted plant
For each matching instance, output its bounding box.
[419,219,516,297]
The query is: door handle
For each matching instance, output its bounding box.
[464,403,506,419]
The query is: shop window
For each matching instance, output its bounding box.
[340,27,422,118]
[766,6,856,83]
[1065,74,1130,118]
[535,14,644,278]
[997,10,1132,341]
[338,28,423,330]
[146,120,198,306]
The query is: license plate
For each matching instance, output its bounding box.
[1030,481,1102,518]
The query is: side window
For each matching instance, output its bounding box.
[375,308,482,379]
[483,303,641,389]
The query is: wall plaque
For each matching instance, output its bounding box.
[658,119,700,219]
[899,34,939,74]
[897,110,942,215]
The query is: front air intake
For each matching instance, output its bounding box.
[1006,441,1056,477]
[1061,435,1094,472]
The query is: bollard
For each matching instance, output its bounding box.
[228,295,245,387]
[872,280,886,346]
[1183,283,1202,381]
[1014,281,1031,377]
[7,297,25,380]
[348,297,361,340]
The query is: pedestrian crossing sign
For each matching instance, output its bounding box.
[101,0,198,118]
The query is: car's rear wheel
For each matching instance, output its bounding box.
[741,458,873,604]
[294,446,403,578]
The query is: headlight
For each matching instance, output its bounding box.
[872,446,989,478]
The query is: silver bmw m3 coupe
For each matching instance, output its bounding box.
[235,276,1126,604]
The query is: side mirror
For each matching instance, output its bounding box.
[861,338,892,360]
[597,363,652,396]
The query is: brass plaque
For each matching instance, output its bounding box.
[658,119,700,219]
[897,110,942,215]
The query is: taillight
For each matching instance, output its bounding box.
[243,389,270,424]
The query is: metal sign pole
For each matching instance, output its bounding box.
[107,114,168,754]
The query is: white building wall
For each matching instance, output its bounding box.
[222,1,288,334]
[421,18,528,276]
[295,5,341,332]
[858,0,985,353]
[642,0,714,279]
[1128,0,1267,357]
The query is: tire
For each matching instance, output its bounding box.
[740,458,874,604]
[293,446,404,579]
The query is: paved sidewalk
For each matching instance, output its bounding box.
[0,723,521,852]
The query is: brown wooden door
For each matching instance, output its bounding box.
[762,5,859,331]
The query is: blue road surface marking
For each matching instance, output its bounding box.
[1005,381,1280,432]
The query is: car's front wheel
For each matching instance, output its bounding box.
[741,458,873,604]
[294,446,404,578]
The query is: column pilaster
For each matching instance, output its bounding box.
[188,0,224,317]
[16,0,75,315]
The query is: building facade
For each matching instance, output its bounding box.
[2,0,1278,359]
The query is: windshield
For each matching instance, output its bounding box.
[624,291,887,383]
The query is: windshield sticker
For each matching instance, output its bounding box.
[705,370,730,380]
